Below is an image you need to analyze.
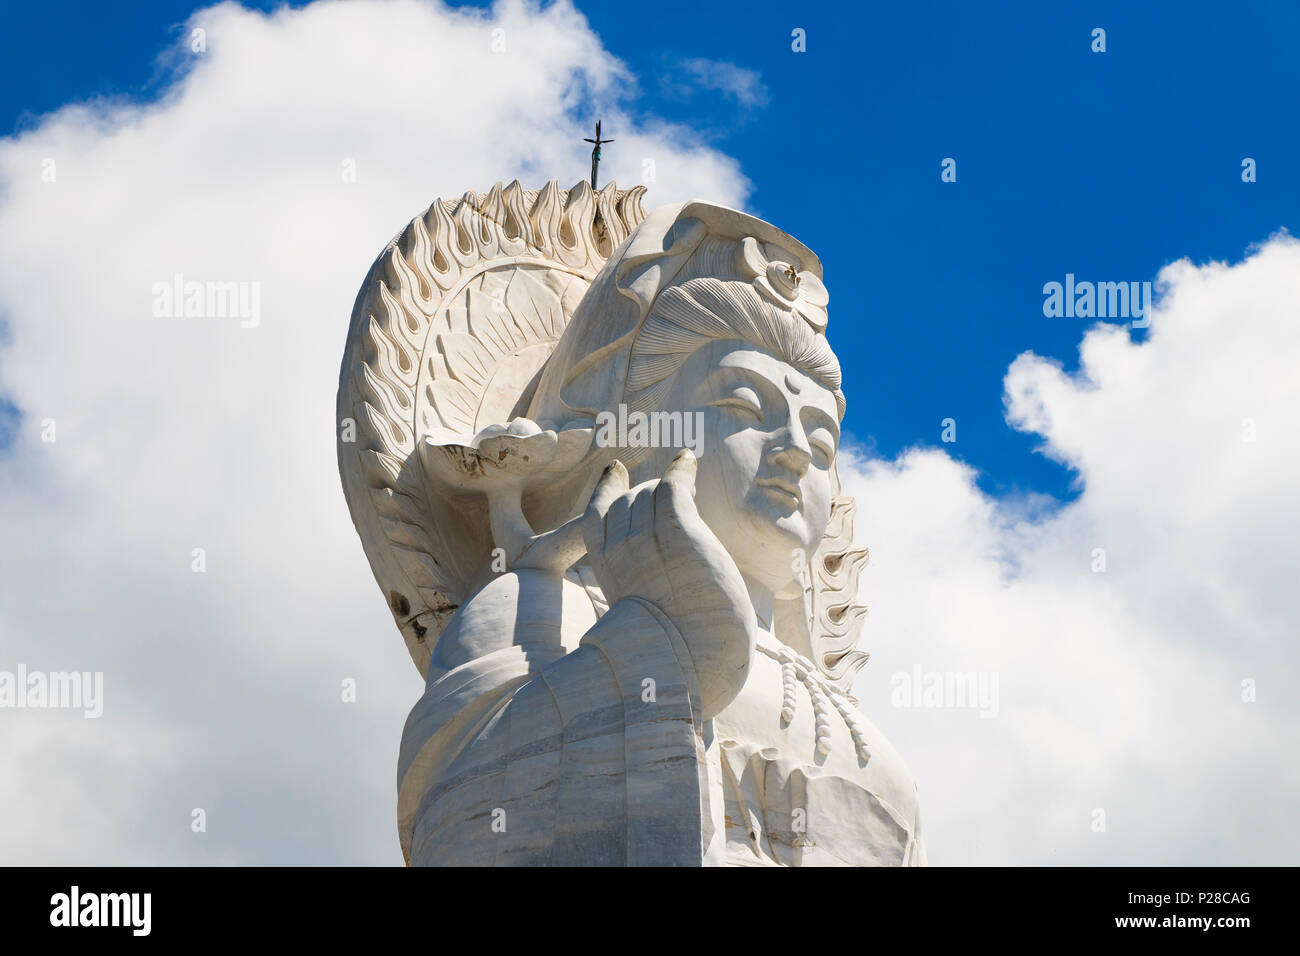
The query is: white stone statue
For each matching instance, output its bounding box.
[337,180,926,866]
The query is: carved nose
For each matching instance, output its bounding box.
[768,428,812,476]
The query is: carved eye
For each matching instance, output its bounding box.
[709,386,763,420]
[808,428,836,466]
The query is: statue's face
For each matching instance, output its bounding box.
[656,339,841,596]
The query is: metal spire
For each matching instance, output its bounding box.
[583,120,614,190]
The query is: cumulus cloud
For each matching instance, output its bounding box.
[843,234,1300,864]
[0,0,747,865]
[1,0,1294,868]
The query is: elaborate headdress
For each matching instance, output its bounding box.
[526,200,838,429]
[337,182,869,690]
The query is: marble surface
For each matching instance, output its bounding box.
[337,181,925,865]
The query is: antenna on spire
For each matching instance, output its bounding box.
[583,120,614,190]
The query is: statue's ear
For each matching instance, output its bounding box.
[614,217,708,313]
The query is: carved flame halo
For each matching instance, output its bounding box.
[337,180,645,675]
[337,182,870,692]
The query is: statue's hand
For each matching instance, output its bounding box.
[582,451,756,719]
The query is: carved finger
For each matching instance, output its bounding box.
[582,460,628,555]
[627,480,658,543]
[514,513,586,571]
[603,485,634,549]
[663,448,698,497]
[655,448,700,523]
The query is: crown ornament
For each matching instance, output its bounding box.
[736,235,830,332]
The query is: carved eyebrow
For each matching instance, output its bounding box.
[700,365,841,442]
[698,364,782,402]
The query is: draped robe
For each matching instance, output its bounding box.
[398,570,926,866]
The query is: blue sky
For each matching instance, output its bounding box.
[2,0,1297,501]
[2,0,1298,868]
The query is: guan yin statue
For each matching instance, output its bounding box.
[337,179,926,866]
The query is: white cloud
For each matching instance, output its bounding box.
[663,57,769,109]
[843,234,1300,864]
[0,0,748,865]
[1,0,1294,868]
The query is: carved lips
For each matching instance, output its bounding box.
[756,474,803,509]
